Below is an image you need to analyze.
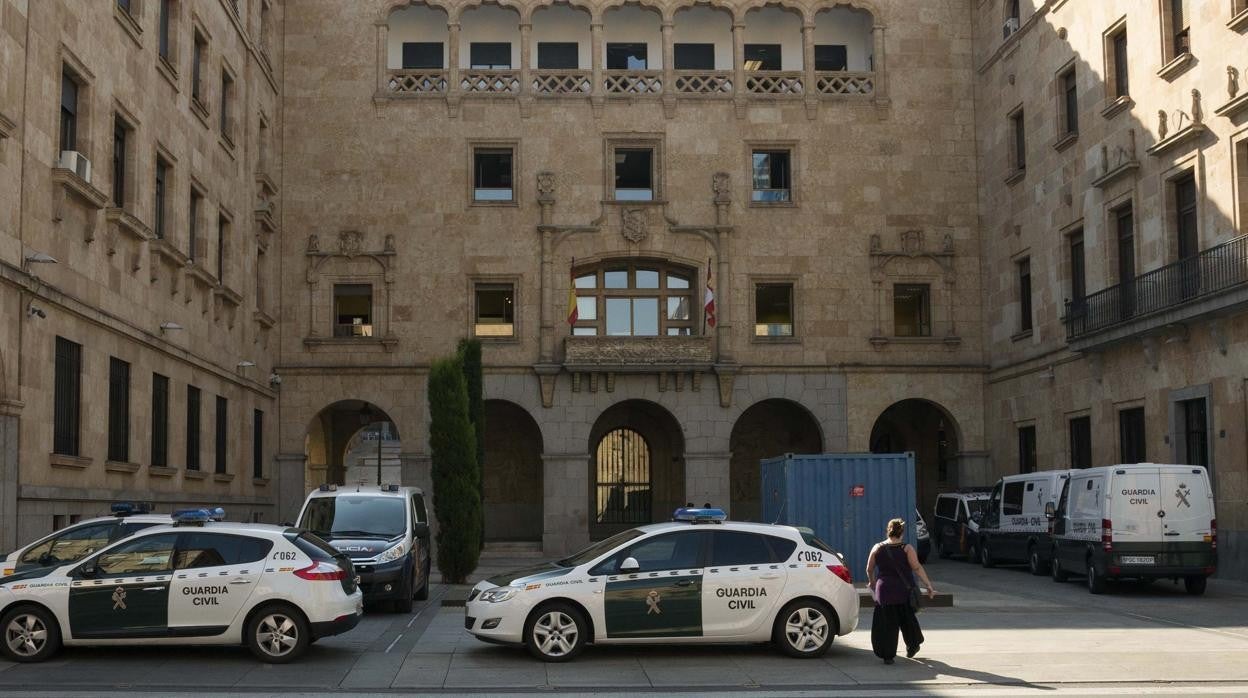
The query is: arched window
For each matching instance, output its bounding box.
[572,260,696,336]
[594,428,651,526]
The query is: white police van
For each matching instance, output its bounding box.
[464,508,859,662]
[975,470,1071,574]
[2,503,171,577]
[0,508,363,663]
[1049,464,1216,595]
[296,484,431,613]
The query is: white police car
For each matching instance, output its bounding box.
[0,508,363,663]
[465,508,859,661]
[2,503,171,577]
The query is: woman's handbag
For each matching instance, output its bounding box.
[887,545,923,613]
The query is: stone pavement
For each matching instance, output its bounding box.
[2,557,1247,694]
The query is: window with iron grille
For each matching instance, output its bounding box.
[1180,398,1208,468]
[152,373,169,468]
[108,357,131,463]
[186,385,201,470]
[1017,425,1037,474]
[253,409,264,478]
[1118,407,1146,464]
[1069,415,1091,469]
[53,337,82,457]
[215,396,228,474]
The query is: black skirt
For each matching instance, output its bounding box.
[871,602,924,660]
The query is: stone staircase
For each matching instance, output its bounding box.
[435,541,545,585]
[342,439,402,486]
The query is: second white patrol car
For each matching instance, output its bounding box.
[0,508,363,664]
[465,508,859,661]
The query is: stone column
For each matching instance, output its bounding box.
[661,20,675,113]
[872,24,888,105]
[590,21,604,112]
[539,229,555,363]
[519,22,532,95]
[801,21,817,110]
[447,21,461,96]
[685,452,732,515]
[275,452,308,525]
[0,401,21,551]
[731,21,746,105]
[542,452,590,556]
[375,22,389,95]
[716,229,733,363]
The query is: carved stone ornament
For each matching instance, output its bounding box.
[1158,110,1168,140]
[1191,89,1203,124]
[1230,67,1241,100]
[536,171,556,202]
[621,208,648,244]
[900,230,923,255]
[869,234,881,252]
[712,172,731,204]
[338,230,364,257]
[384,234,396,253]
[306,234,320,252]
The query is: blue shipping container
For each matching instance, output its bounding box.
[760,453,917,582]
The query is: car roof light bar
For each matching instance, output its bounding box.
[673,507,727,523]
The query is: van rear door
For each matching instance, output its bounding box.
[1157,467,1213,543]
[1108,466,1163,544]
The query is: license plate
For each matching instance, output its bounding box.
[1121,555,1155,565]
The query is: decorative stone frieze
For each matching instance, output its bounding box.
[564,336,713,370]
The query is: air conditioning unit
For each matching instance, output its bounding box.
[1002,17,1020,40]
[58,150,92,183]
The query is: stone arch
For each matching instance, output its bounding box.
[483,399,545,542]
[588,399,685,539]
[810,0,882,25]
[869,398,961,520]
[304,400,402,488]
[729,399,823,522]
[599,0,673,24]
[378,0,452,25]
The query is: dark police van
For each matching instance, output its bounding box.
[296,485,431,612]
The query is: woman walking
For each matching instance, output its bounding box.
[866,517,936,664]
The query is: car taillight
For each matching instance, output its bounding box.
[1210,519,1217,550]
[1101,519,1113,553]
[294,561,346,581]
[826,564,852,585]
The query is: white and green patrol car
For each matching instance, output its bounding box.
[0,509,364,664]
[465,508,859,661]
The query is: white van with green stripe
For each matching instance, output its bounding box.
[1048,464,1216,595]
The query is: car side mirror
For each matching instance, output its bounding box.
[76,564,98,579]
[1044,502,1056,519]
[413,522,430,539]
[619,557,640,573]
[970,511,982,524]
[280,521,294,527]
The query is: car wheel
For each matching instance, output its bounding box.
[774,598,835,658]
[414,561,430,601]
[966,541,979,564]
[246,604,311,663]
[393,570,414,614]
[1086,558,1107,595]
[1051,553,1069,583]
[1028,544,1047,576]
[1,605,61,663]
[524,603,587,662]
[980,541,995,568]
[1184,576,1207,596]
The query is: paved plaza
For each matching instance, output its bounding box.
[3,558,1247,695]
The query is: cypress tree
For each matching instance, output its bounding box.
[457,338,486,550]
[427,356,481,583]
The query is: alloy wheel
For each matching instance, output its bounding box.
[784,606,830,653]
[4,614,47,658]
[532,611,579,657]
[256,613,299,658]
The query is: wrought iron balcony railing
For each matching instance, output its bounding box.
[1065,234,1248,340]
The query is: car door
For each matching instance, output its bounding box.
[702,531,789,638]
[68,532,177,639]
[600,530,708,639]
[168,532,271,636]
[1051,478,1074,567]
[17,522,119,573]
[410,493,430,573]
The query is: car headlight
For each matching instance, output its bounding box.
[375,540,408,564]
[478,587,518,603]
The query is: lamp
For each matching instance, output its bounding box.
[237,360,256,369]
[159,322,184,334]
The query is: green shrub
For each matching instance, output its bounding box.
[427,356,481,584]
[457,338,486,550]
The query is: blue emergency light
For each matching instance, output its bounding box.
[673,507,727,523]
[110,501,152,516]
[383,484,400,492]
[171,507,226,525]
[318,484,338,492]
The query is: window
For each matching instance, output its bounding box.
[192,30,206,104]
[1118,406,1146,464]
[154,156,169,239]
[214,395,227,474]
[111,116,130,207]
[1175,174,1198,259]
[613,148,654,201]
[743,44,781,71]
[53,337,82,457]
[1115,204,1135,284]
[1107,25,1129,98]
[1068,231,1086,308]
[252,409,264,478]
[402,42,442,69]
[710,531,775,566]
[158,0,173,61]
[95,533,178,576]
[572,262,694,337]
[1060,67,1078,136]
[1009,108,1026,172]
[935,497,957,520]
[474,283,514,337]
[117,0,133,15]
[19,523,116,568]
[1017,426,1037,473]
[469,42,510,70]
[673,43,714,71]
[620,531,706,572]
[175,533,272,569]
[108,357,131,463]
[1168,0,1190,59]
[472,147,514,202]
[537,42,578,70]
[216,213,229,282]
[151,373,169,468]
[1180,398,1208,468]
[186,385,201,470]
[333,284,373,337]
[606,43,647,70]
[754,283,794,337]
[60,71,79,153]
[1069,416,1091,469]
[814,45,847,71]
[751,150,791,203]
[893,284,931,337]
[188,190,201,260]
[1002,480,1025,515]
[1017,258,1032,333]
[220,69,234,138]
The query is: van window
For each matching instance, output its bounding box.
[1072,478,1102,519]
[936,498,957,520]
[1002,482,1025,516]
[175,533,273,569]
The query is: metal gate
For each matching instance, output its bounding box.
[593,428,652,536]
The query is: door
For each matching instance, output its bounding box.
[168,532,270,636]
[411,493,430,575]
[68,533,177,639]
[600,530,707,639]
[702,531,789,638]
[1108,466,1163,546]
[1157,468,1214,546]
[17,522,119,573]
[1000,481,1026,559]
[1052,479,1074,567]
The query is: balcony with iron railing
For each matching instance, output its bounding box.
[1065,235,1248,349]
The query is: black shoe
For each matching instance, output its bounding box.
[906,646,919,658]
[883,658,895,665]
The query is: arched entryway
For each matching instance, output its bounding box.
[869,399,960,519]
[482,400,544,542]
[588,400,685,539]
[730,399,823,522]
[304,400,401,487]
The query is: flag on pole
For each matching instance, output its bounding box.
[567,263,579,326]
[704,259,716,329]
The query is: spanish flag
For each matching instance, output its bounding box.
[567,266,578,326]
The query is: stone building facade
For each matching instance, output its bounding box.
[2,0,1244,578]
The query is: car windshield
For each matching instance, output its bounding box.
[298,496,406,539]
[967,499,987,515]
[556,528,646,567]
